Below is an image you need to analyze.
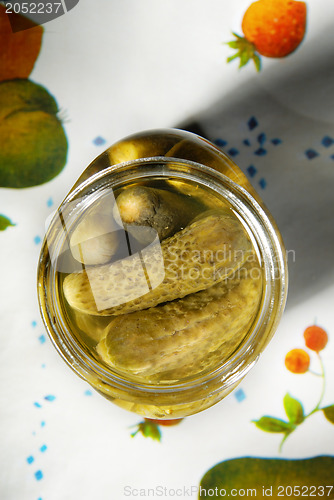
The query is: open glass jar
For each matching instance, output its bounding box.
[37,129,287,419]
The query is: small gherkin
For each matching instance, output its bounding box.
[63,210,253,316]
[97,260,262,379]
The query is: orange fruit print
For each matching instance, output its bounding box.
[254,323,332,450]
[227,0,307,71]
[303,325,328,352]
[284,348,310,374]
[0,4,43,82]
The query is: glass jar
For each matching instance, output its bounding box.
[37,128,287,419]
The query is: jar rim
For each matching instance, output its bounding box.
[38,156,288,399]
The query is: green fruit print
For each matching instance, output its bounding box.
[199,456,334,499]
[0,79,68,188]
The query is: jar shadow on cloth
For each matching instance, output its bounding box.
[177,40,334,309]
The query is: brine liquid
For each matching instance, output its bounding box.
[56,175,264,385]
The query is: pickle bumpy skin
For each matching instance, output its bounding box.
[63,210,252,316]
[97,260,262,380]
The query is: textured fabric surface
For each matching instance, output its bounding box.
[1,1,333,499]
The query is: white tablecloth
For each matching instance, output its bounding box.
[1,1,333,499]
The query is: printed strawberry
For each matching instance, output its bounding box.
[227,0,307,71]
[130,418,183,441]
[146,418,184,427]
[130,420,162,441]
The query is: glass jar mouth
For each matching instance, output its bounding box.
[38,156,288,398]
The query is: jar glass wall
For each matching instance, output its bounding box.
[37,129,287,419]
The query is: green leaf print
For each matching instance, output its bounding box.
[283,393,304,424]
[0,214,15,231]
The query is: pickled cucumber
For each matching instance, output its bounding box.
[115,185,203,241]
[97,259,262,379]
[63,210,253,316]
[70,310,113,343]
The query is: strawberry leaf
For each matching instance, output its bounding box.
[227,53,240,63]
[226,41,240,49]
[253,53,262,72]
[226,32,262,72]
[231,32,244,40]
[130,420,162,441]
[322,405,334,424]
[252,416,294,433]
[283,393,304,425]
[239,50,251,68]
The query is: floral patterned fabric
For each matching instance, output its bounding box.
[0,1,333,499]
